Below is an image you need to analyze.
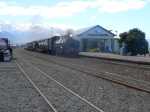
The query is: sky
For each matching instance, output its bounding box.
[0,0,150,43]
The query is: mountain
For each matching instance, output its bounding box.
[0,31,16,42]
[0,24,64,44]
[0,31,13,38]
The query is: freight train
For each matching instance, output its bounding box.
[0,38,12,62]
[25,36,80,56]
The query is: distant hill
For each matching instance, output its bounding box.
[0,24,64,44]
[0,31,15,42]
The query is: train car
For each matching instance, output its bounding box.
[25,42,35,51]
[36,36,59,54]
[26,36,60,54]
[0,38,12,62]
[36,39,48,53]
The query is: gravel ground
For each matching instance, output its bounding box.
[15,49,150,112]
[0,61,54,112]
[20,49,150,93]
[23,49,150,82]
[16,56,102,112]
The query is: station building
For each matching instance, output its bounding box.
[73,25,119,53]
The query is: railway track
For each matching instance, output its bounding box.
[0,63,16,73]
[14,49,150,112]
[25,51,150,71]
[20,50,150,94]
[16,57,104,112]
[23,50,150,79]
[82,57,150,70]
[0,61,54,112]
[16,61,58,112]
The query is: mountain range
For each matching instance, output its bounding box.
[0,24,64,44]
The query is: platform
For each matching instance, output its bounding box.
[79,52,150,65]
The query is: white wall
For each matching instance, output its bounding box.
[113,39,120,53]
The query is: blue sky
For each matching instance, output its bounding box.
[0,0,150,40]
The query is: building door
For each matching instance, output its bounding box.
[98,39,105,52]
[81,39,88,52]
[111,39,114,52]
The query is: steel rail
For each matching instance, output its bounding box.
[15,61,58,112]
[24,50,150,70]
[21,51,150,94]
[20,58,104,112]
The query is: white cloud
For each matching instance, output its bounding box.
[0,1,92,18]
[0,0,149,43]
[14,23,32,31]
[0,0,149,34]
[0,0,149,19]
[12,22,79,31]
[94,0,147,13]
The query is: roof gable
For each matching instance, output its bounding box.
[73,25,115,37]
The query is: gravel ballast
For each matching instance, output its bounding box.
[14,49,150,112]
[0,61,54,112]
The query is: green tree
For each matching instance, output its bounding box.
[119,28,149,56]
